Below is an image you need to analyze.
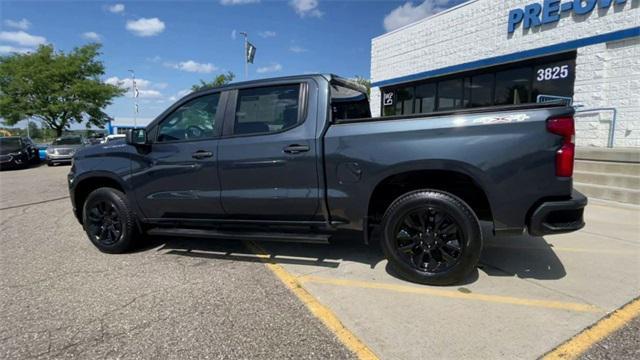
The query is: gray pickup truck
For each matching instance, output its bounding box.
[68,74,586,285]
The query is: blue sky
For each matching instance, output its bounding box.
[1,0,464,124]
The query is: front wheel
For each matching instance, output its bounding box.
[381,190,482,286]
[82,188,138,253]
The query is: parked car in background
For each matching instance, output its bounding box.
[0,136,38,169]
[47,136,84,166]
[85,134,106,146]
[36,144,49,161]
[102,134,126,144]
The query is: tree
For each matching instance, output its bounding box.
[192,71,235,91]
[0,44,125,137]
[353,76,371,96]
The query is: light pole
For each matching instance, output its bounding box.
[239,32,248,80]
[128,69,138,128]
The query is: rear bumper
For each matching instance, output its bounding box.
[528,190,588,236]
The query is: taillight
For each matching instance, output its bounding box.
[547,116,575,177]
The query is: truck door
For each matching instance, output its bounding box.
[218,82,320,221]
[131,92,225,220]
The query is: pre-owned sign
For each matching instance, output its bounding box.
[508,0,627,33]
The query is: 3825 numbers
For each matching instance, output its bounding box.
[536,65,569,82]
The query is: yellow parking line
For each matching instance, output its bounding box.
[244,241,378,360]
[298,275,603,313]
[543,297,640,360]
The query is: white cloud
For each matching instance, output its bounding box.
[108,3,125,13]
[105,76,163,99]
[220,0,260,5]
[165,60,218,74]
[126,18,165,37]
[258,30,276,38]
[3,18,31,30]
[231,29,237,39]
[0,31,47,47]
[0,45,33,54]
[383,0,452,32]
[81,32,101,41]
[290,0,323,18]
[256,63,283,74]
[289,45,308,53]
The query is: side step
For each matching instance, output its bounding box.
[146,227,331,245]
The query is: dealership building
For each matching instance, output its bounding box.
[370,0,639,148]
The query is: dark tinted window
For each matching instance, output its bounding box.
[380,52,575,115]
[494,67,531,105]
[52,137,82,145]
[437,79,463,110]
[0,138,22,150]
[331,83,371,120]
[415,83,436,113]
[234,84,300,135]
[532,60,575,101]
[158,93,220,142]
[468,74,494,107]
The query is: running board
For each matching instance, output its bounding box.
[146,227,331,245]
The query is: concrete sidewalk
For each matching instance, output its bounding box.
[257,199,640,359]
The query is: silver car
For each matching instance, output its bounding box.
[46,136,84,166]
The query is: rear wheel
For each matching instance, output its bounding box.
[381,190,482,285]
[82,188,138,253]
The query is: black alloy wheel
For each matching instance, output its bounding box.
[82,187,137,253]
[394,207,463,273]
[86,200,123,246]
[381,190,482,285]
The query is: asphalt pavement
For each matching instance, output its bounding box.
[0,164,354,359]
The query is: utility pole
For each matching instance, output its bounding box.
[239,32,248,80]
[128,69,138,128]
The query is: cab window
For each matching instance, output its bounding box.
[158,93,220,142]
[233,84,300,135]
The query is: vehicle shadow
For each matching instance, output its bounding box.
[145,223,566,285]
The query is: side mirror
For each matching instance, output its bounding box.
[126,128,148,146]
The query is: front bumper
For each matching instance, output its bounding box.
[528,190,588,236]
[46,153,73,163]
[0,154,27,168]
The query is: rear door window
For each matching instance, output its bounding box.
[233,84,301,135]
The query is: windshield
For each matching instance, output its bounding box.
[330,83,371,121]
[52,137,82,145]
[0,138,22,151]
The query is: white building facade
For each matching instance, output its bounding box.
[370,0,639,148]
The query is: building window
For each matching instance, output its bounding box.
[532,59,575,102]
[437,79,464,110]
[383,86,414,116]
[380,52,576,116]
[494,67,531,105]
[467,74,494,107]
[415,83,436,113]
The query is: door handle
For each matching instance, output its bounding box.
[283,144,310,154]
[192,151,213,159]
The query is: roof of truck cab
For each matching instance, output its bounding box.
[188,73,362,97]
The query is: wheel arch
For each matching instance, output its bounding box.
[366,166,494,237]
[72,173,128,224]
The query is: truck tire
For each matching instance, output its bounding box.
[381,190,482,286]
[82,187,138,254]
